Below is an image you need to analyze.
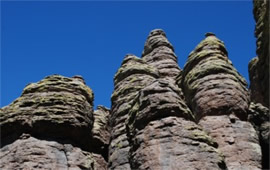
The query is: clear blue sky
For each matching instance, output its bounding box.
[1,1,256,109]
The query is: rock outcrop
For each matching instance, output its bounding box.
[127,79,226,170]
[248,0,270,169]
[248,102,270,169]
[249,0,269,108]
[0,75,107,169]
[1,1,269,169]
[180,33,262,170]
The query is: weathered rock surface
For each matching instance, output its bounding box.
[1,75,94,149]
[109,54,158,169]
[92,105,110,158]
[181,33,262,170]
[142,29,181,80]
[1,1,269,168]
[249,0,269,108]
[0,134,107,170]
[248,102,270,169]
[247,1,270,168]
[180,33,249,120]
[127,79,226,170]
[0,75,108,169]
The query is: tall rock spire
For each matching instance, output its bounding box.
[249,0,269,108]
[142,29,181,80]
[181,33,262,170]
[248,0,270,168]
[109,54,159,170]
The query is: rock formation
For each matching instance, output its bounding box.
[0,75,108,169]
[0,0,269,169]
[179,33,261,170]
[249,0,269,108]
[248,0,270,169]
[109,55,159,169]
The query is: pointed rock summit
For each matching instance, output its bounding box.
[142,29,181,80]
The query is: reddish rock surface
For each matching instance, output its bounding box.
[180,33,262,169]
[1,1,269,169]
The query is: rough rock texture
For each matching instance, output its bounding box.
[92,105,110,158]
[248,102,270,169]
[127,79,226,170]
[248,1,270,168]
[0,75,107,169]
[249,0,269,108]
[0,134,107,170]
[180,33,249,121]
[1,2,269,169]
[142,29,181,80]
[109,54,159,169]
[180,34,262,170]
[1,75,94,149]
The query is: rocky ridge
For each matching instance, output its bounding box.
[1,0,269,169]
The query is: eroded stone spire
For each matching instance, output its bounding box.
[181,33,262,170]
[142,29,181,80]
[109,54,159,170]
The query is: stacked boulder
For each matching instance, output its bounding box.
[0,75,108,170]
[180,33,262,169]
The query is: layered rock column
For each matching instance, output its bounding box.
[249,0,269,108]
[124,30,226,170]
[127,79,226,170]
[109,55,159,169]
[248,1,269,168]
[181,33,262,170]
[0,75,107,170]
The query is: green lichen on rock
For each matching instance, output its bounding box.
[1,75,95,152]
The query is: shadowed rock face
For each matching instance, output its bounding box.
[248,103,270,169]
[181,34,262,170]
[248,0,270,169]
[249,0,269,108]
